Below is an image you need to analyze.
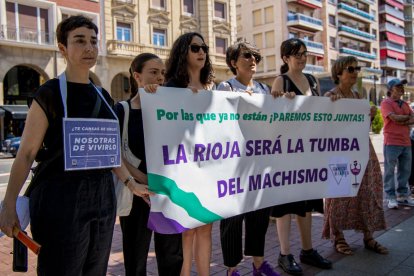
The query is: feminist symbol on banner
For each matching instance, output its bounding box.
[350,160,361,186]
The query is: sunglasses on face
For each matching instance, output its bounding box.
[189,44,209,54]
[241,52,262,63]
[291,51,308,59]
[345,66,361,73]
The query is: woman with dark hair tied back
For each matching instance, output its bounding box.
[217,40,279,276]
[270,38,332,275]
[323,56,388,256]
[114,53,183,276]
[164,32,214,276]
[0,15,150,275]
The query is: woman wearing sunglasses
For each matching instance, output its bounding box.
[322,56,388,255]
[216,40,279,276]
[164,32,215,276]
[270,38,332,275]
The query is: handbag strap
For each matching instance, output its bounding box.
[119,101,130,154]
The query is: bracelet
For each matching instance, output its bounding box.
[123,175,134,186]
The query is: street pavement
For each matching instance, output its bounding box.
[1,133,414,275]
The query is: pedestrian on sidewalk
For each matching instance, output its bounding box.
[115,53,183,276]
[164,32,215,276]
[271,38,332,275]
[217,40,279,276]
[0,15,150,275]
[380,78,414,209]
[323,56,388,255]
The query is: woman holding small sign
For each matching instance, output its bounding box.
[322,56,387,255]
[0,16,149,275]
[270,38,332,275]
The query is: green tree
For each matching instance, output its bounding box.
[370,102,383,134]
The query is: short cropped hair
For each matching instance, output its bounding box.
[331,56,358,85]
[225,40,261,75]
[56,15,98,46]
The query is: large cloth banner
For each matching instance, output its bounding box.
[139,87,370,234]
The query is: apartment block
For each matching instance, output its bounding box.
[237,0,385,102]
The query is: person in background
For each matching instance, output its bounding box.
[217,40,279,276]
[271,38,332,275]
[380,78,414,209]
[0,15,149,275]
[323,56,388,255]
[164,32,215,276]
[115,53,183,276]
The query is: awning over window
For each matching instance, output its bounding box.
[0,105,29,120]
[385,0,404,10]
[298,0,321,9]
[386,32,406,45]
[384,14,404,27]
[380,49,406,60]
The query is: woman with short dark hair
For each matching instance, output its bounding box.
[0,15,149,275]
[217,40,278,276]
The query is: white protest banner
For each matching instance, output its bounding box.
[139,87,370,234]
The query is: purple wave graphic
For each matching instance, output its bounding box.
[148,212,189,234]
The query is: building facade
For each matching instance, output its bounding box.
[0,0,237,104]
[236,0,394,103]
[103,0,237,101]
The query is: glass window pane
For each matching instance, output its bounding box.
[214,2,225,18]
[184,0,194,14]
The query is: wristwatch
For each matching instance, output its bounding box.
[124,175,134,186]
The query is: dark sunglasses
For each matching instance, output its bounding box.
[345,66,361,73]
[189,44,209,54]
[291,51,308,59]
[241,52,262,63]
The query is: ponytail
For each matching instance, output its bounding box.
[280,63,289,74]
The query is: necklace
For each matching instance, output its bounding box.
[337,87,354,99]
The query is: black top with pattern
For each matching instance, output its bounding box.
[33,78,115,176]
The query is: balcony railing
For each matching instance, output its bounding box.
[379,5,404,19]
[302,39,323,49]
[301,39,324,55]
[338,25,376,40]
[107,40,171,58]
[380,58,406,69]
[304,64,325,73]
[0,25,54,46]
[287,13,323,31]
[339,47,377,60]
[338,3,375,21]
[379,23,405,37]
[380,41,406,52]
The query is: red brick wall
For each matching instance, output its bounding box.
[51,0,99,13]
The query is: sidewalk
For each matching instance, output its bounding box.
[1,133,414,275]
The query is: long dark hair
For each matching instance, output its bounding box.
[280,38,307,74]
[165,32,214,87]
[129,53,160,98]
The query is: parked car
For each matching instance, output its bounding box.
[2,136,21,157]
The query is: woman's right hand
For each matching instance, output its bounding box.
[0,202,20,238]
[325,91,341,102]
[144,84,160,93]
